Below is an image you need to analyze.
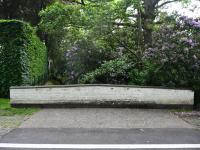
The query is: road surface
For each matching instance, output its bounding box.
[0,108,199,150]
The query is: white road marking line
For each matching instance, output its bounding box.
[0,144,200,149]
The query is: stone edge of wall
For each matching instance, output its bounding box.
[10,84,192,90]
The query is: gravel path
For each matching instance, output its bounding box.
[20,108,193,128]
[174,111,200,128]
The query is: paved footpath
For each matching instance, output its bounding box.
[0,108,200,150]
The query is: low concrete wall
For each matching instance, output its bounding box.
[10,85,194,108]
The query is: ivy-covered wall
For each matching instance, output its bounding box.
[0,20,47,97]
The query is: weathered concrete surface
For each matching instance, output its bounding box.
[10,85,194,107]
[19,109,193,128]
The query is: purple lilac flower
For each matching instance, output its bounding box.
[180,16,200,29]
[194,24,200,29]
[180,37,195,47]
[180,16,188,21]
[143,48,157,59]
[186,39,193,44]
[192,63,199,70]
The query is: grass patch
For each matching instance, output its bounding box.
[0,98,39,116]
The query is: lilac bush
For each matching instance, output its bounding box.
[64,39,110,83]
[142,16,200,89]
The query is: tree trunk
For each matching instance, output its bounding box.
[140,0,158,46]
[142,18,153,46]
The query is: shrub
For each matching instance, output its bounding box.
[79,56,133,84]
[0,20,47,97]
[142,16,200,89]
[65,39,111,83]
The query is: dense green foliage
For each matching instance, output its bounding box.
[81,15,200,90]
[39,0,195,85]
[39,0,142,81]
[0,98,38,116]
[79,56,133,84]
[64,39,111,83]
[0,20,47,97]
[142,17,200,89]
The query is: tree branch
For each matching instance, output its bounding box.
[112,22,136,27]
[155,0,179,9]
[110,33,140,60]
[68,0,85,5]
[81,0,85,5]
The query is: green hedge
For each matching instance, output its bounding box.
[0,20,47,97]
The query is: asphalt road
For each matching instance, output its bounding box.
[0,128,200,150]
[0,109,199,150]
